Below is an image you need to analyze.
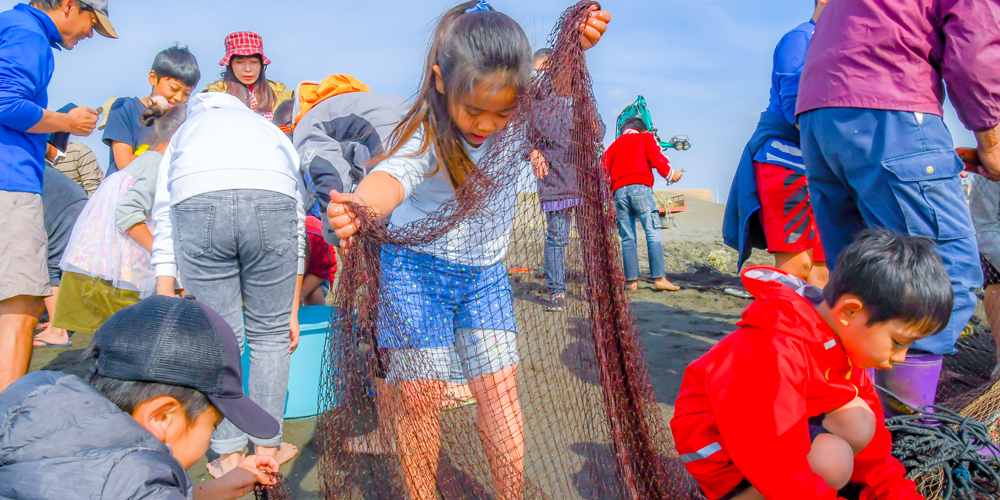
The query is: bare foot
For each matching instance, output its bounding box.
[654,277,680,291]
[346,427,396,455]
[33,325,70,347]
[628,280,639,291]
[256,443,299,465]
[207,451,245,478]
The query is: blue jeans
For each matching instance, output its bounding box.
[173,189,299,453]
[613,184,666,281]
[544,208,574,298]
[800,108,982,355]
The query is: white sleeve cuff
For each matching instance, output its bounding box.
[155,264,178,278]
[297,258,306,275]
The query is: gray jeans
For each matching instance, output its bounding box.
[173,189,298,453]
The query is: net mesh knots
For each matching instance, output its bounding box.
[315,2,701,499]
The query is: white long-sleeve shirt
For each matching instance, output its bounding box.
[151,93,306,278]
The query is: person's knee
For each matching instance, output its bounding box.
[824,403,876,456]
[807,434,854,489]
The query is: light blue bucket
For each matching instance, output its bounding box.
[240,305,336,419]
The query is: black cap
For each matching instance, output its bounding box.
[93,295,279,440]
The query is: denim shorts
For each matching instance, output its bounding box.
[378,244,519,381]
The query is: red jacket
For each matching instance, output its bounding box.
[670,267,920,500]
[602,130,673,193]
[305,216,337,280]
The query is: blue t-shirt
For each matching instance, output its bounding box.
[102,97,154,173]
[764,20,815,127]
[0,4,61,194]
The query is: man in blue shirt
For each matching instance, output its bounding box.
[723,0,830,288]
[0,0,116,393]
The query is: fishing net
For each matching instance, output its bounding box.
[315,2,700,499]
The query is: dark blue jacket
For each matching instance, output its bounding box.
[722,111,800,269]
[0,371,193,499]
[0,4,61,195]
[526,90,606,204]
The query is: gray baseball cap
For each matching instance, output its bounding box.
[79,0,118,39]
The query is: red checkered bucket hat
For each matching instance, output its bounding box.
[220,31,271,66]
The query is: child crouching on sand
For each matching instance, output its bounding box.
[0,296,280,499]
[671,230,951,499]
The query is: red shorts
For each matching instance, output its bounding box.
[753,161,825,262]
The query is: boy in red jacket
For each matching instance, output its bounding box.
[671,230,952,500]
[603,116,683,291]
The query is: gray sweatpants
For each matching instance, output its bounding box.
[173,189,298,453]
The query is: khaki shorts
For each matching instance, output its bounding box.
[0,191,50,301]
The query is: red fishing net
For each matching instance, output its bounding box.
[315,2,701,499]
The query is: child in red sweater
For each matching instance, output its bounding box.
[603,116,683,291]
[671,230,952,500]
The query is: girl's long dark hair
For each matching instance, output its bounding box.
[222,55,277,114]
[376,1,532,188]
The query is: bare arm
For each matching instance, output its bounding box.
[327,171,406,245]
[126,223,154,253]
[112,141,139,170]
[976,125,1000,181]
[26,107,98,136]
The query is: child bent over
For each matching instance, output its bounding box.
[0,296,281,499]
[671,229,952,499]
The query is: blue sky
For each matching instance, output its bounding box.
[5,0,977,201]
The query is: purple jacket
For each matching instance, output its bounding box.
[796,0,1000,132]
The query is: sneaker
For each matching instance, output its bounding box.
[546,295,566,312]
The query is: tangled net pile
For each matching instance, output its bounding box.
[314,2,701,499]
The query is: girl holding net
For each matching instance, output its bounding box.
[326,2,609,499]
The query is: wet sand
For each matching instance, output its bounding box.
[28,193,762,499]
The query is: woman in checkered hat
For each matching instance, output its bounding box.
[203,31,293,121]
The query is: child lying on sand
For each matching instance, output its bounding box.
[671,229,952,499]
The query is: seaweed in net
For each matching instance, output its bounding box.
[315,1,701,499]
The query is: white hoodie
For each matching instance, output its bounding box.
[151,93,306,278]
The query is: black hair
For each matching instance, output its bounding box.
[378,1,533,188]
[81,344,212,422]
[151,46,201,89]
[140,103,187,149]
[272,94,295,129]
[533,48,553,61]
[823,229,953,334]
[622,116,648,133]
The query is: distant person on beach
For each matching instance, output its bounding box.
[528,48,607,311]
[672,230,951,500]
[796,0,1000,412]
[204,32,293,121]
[0,0,114,394]
[103,45,200,173]
[0,297,283,500]
[723,0,830,287]
[47,141,104,196]
[603,116,682,292]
